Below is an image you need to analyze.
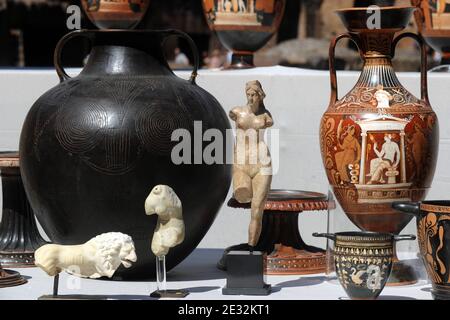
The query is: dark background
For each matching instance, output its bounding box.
[0,0,393,68]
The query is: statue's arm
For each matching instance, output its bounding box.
[265,113,274,128]
[229,107,239,121]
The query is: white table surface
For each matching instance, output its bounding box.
[0,248,433,300]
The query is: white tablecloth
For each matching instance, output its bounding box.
[0,248,433,300]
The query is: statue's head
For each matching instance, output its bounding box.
[91,232,137,278]
[246,80,265,109]
[145,185,182,219]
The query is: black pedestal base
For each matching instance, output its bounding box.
[223,251,270,296]
[432,292,450,300]
[150,289,189,298]
[431,284,450,300]
[218,243,251,270]
[222,284,271,296]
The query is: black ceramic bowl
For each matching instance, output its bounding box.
[202,0,285,69]
[314,231,415,299]
[336,6,416,32]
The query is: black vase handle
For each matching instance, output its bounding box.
[392,32,429,104]
[54,30,94,83]
[161,29,199,85]
[312,232,336,241]
[391,201,421,217]
[54,29,200,85]
[329,33,361,105]
[394,234,416,242]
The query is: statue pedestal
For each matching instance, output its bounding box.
[218,190,329,275]
[222,251,271,296]
[150,255,189,298]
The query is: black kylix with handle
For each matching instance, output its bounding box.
[313,231,415,300]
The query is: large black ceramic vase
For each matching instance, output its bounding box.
[19,29,231,279]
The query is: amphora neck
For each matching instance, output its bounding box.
[349,30,397,58]
[79,31,173,77]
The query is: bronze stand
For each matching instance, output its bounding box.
[0,262,27,288]
[0,152,48,267]
[218,190,328,275]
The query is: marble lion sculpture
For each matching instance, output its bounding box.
[145,185,185,257]
[34,232,137,279]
